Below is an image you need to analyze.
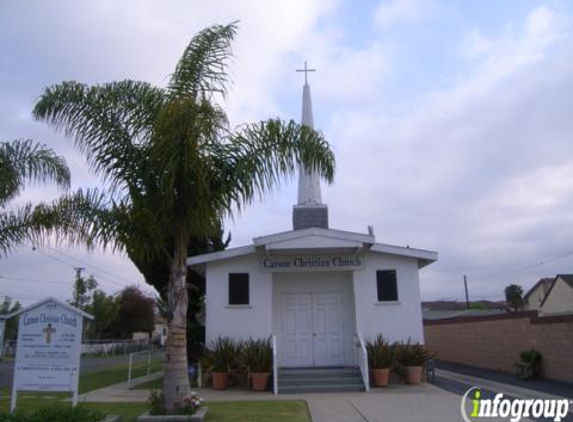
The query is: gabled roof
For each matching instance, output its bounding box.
[5,297,94,320]
[187,227,437,268]
[540,274,573,307]
[524,277,553,300]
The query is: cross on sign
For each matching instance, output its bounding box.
[296,61,316,84]
[42,323,56,344]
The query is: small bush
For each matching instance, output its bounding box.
[0,404,104,422]
[148,390,203,415]
[515,348,543,379]
[365,335,395,369]
[242,337,272,373]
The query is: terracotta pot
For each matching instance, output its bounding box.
[250,372,270,391]
[405,366,423,385]
[370,368,391,387]
[211,371,229,390]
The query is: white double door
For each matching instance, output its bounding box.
[280,292,345,367]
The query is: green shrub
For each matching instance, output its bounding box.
[515,348,543,379]
[0,404,104,422]
[201,336,243,373]
[396,339,436,367]
[365,335,395,369]
[148,390,203,415]
[242,337,272,373]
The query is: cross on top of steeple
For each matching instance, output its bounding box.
[296,61,316,85]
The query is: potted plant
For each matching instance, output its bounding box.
[242,337,273,391]
[396,340,436,385]
[201,337,242,390]
[365,335,395,387]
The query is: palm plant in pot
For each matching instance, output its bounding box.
[365,335,395,387]
[242,337,273,391]
[202,337,242,390]
[396,340,436,385]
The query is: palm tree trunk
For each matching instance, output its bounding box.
[163,234,191,411]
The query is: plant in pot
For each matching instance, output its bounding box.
[365,335,395,387]
[396,340,436,385]
[242,337,273,391]
[201,337,242,390]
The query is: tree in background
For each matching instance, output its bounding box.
[0,296,21,341]
[84,290,119,339]
[115,286,154,338]
[505,284,525,312]
[0,139,70,256]
[70,269,98,310]
[33,22,335,410]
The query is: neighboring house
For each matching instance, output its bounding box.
[524,277,553,311]
[540,274,573,315]
[187,77,438,393]
[152,316,167,347]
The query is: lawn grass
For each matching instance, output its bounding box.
[79,359,163,393]
[131,376,163,390]
[0,359,163,399]
[0,400,310,422]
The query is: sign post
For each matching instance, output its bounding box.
[0,317,5,360]
[8,298,93,412]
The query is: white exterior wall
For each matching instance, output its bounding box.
[353,252,425,344]
[525,286,547,311]
[204,255,273,343]
[541,279,573,315]
[203,248,428,354]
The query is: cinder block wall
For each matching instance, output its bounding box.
[423,312,573,383]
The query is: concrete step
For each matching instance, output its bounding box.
[277,367,366,394]
[280,376,364,386]
[279,383,366,394]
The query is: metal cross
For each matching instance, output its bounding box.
[296,61,316,84]
[43,323,56,344]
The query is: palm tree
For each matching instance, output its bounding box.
[0,139,70,255]
[504,284,524,312]
[33,22,335,410]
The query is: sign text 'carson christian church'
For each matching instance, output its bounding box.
[261,254,364,272]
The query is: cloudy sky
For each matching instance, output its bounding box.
[2,0,573,306]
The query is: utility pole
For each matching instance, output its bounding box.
[464,275,470,309]
[72,267,85,308]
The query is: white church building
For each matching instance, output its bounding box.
[188,70,437,393]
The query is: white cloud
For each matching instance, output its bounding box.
[373,0,434,30]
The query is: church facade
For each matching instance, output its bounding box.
[187,73,437,375]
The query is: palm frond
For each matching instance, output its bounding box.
[210,119,335,214]
[0,139,70,205]
[168,22,238,100]
[33,80,164,194]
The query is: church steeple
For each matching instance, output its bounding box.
[293,62,329,230]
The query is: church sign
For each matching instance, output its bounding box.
[261,254,364,272]
[10,298,93,411]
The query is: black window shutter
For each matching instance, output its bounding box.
[376,270,398,301]
[229,273,249,305]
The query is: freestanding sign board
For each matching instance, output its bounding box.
[9,298,93,411]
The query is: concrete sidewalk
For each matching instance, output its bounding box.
[78,372,541,422]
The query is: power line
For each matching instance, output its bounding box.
[466,250,573,280]
[28,245,128,289]
[0,275,69,285]
[44,245,136,286]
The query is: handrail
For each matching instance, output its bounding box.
[271,334,278,395]
[354,332,370,392]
